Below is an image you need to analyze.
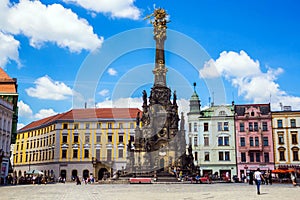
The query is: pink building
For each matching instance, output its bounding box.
[235,104,274,181]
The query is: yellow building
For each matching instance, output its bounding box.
[13,108,140,181]
[272,108,300,170]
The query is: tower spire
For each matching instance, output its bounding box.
[150,8,169,86]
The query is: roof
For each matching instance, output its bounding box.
[0,68,17,93]
[18,108,141,133]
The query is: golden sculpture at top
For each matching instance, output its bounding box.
[145,8,169,42]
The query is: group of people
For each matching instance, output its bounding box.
[74,175,95,185]
[253,168,299,195]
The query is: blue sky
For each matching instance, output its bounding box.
[1,0,300,129]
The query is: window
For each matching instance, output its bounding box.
[218,136,229,146]
[119,135,124,143]
[189,123,192,132]
[63,123,68,129]
[225,152,230,161]
[255,152,260,162]
[84,149,89,158]
[74,124,79,130]
[119,123,123,129]
[118,149,123,158]
[62,149,67,158]
[277,120,283,128]
[219,151,230,161]
[204,136,209,146]
[85,123,90,129]
[263,137,269,146]
[108,135,112,143]
[262,122,268,131]
[218,122,222,131]
[240,122,245,132]
[204,123,209,131]
[73,149,78,158]
[249,122,253,131]
[291,119,296,128]
[96,149,100,160]
[250,152,254,162]
[240,137,245,147]
[130,135,134,142]
[293,149,299,161]
[219,111,226,116]
[85,135,90,143]
[249,137,254,146]
[292,133,298,144]
[241,153,246,162]
[255,137,259,146]
[254,122,258,131]
[219,152,224,160]
[96,134,101,143]
[279,149,285,161]
[264,153,269,163]
[224,122,229,131]
[97,123,101,129]
[107,149,112,161]
[193,123,197,132]
[62,135,68,143]
[251,111,255,116]
[108,123,112,129]
[74,135,78,143]
[204,152,210,161]
[278,133,284,144]
[130,123,134,129]
[193,137,198,146]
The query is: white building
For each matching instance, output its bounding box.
[0,98,13,184]
[197,104,236,179]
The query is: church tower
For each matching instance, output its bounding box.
[127,9,189,174]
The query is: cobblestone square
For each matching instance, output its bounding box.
[1,183,299,200]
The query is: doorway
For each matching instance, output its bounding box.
[98,168,108,180]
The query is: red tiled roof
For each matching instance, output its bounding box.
[19,108,141,132]
[0,68,17,93]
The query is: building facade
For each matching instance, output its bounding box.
[0,98,13,184]
[13,108,140,181]
[187,84,201,166]
[235,104,274,180]
[272,109,300,171]
[196,104,236,179]
[0,68,18,144]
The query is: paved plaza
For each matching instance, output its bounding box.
[0,182,299,200]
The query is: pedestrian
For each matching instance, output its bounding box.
[268,170,272,185]
[291,172,297,186]
[253,168,264,195]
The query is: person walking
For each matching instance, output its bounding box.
[291,172,297,186]
[253,168,264,195]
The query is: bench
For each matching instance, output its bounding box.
[129,178,152,184]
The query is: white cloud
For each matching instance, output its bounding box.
[200,50,261,79]
[34,108,58,119]
[0,31,20,68]
[64,0,141,20]
[17,123,25,131]
[17,100,33,118]
[96,97,142,109]
[99,89,109,97]
[0,0,102,52]
[26,75,73,100]
[108,68,118,76]
[201,50,300,111]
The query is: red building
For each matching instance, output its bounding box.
[235,104,274,181]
